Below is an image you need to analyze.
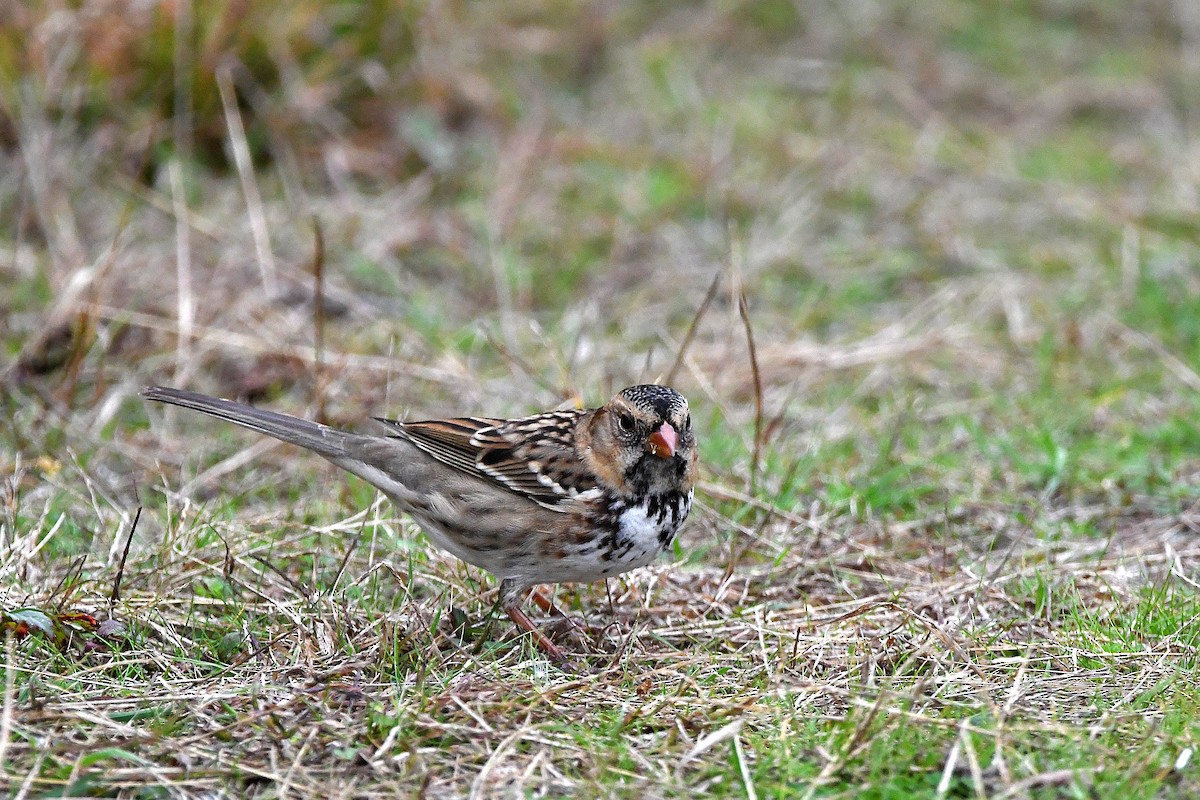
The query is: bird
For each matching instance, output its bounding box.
[141,383,698,662]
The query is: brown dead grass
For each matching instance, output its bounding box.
[2,481,1197,796]
[3,1,1200,797]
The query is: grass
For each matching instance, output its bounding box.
[2,0,1200,796]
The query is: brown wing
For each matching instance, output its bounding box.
[373,410,599,509]
[373,416,502,475]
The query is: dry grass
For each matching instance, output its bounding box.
[3,1,1200,797]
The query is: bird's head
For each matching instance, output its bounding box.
[589,384,697,497]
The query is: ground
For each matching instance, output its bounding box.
[2,1,1200,797]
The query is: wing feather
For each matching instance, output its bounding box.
[374,411,598,509]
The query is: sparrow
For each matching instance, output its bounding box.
[141,384,698,662]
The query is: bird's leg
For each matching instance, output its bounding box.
[528,586,593,642]
[529,587,568,619]
[499,579,568,664]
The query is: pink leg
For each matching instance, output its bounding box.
[500,579,571,665]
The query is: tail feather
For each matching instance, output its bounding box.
[142,386,352,460]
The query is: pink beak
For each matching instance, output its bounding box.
[646,421,678,459]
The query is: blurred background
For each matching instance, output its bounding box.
[4,0,1198,512]
[3,2,1200,795]
[1,0,1198,550]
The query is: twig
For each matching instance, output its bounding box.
[665,270,721,386]
[311,217,327,425]
[737,281,764,493]
[109,505,142,607]
[332,528,364,593]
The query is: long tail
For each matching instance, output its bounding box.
[142,386,353,460]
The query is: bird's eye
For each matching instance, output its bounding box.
[616,412,636,432]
